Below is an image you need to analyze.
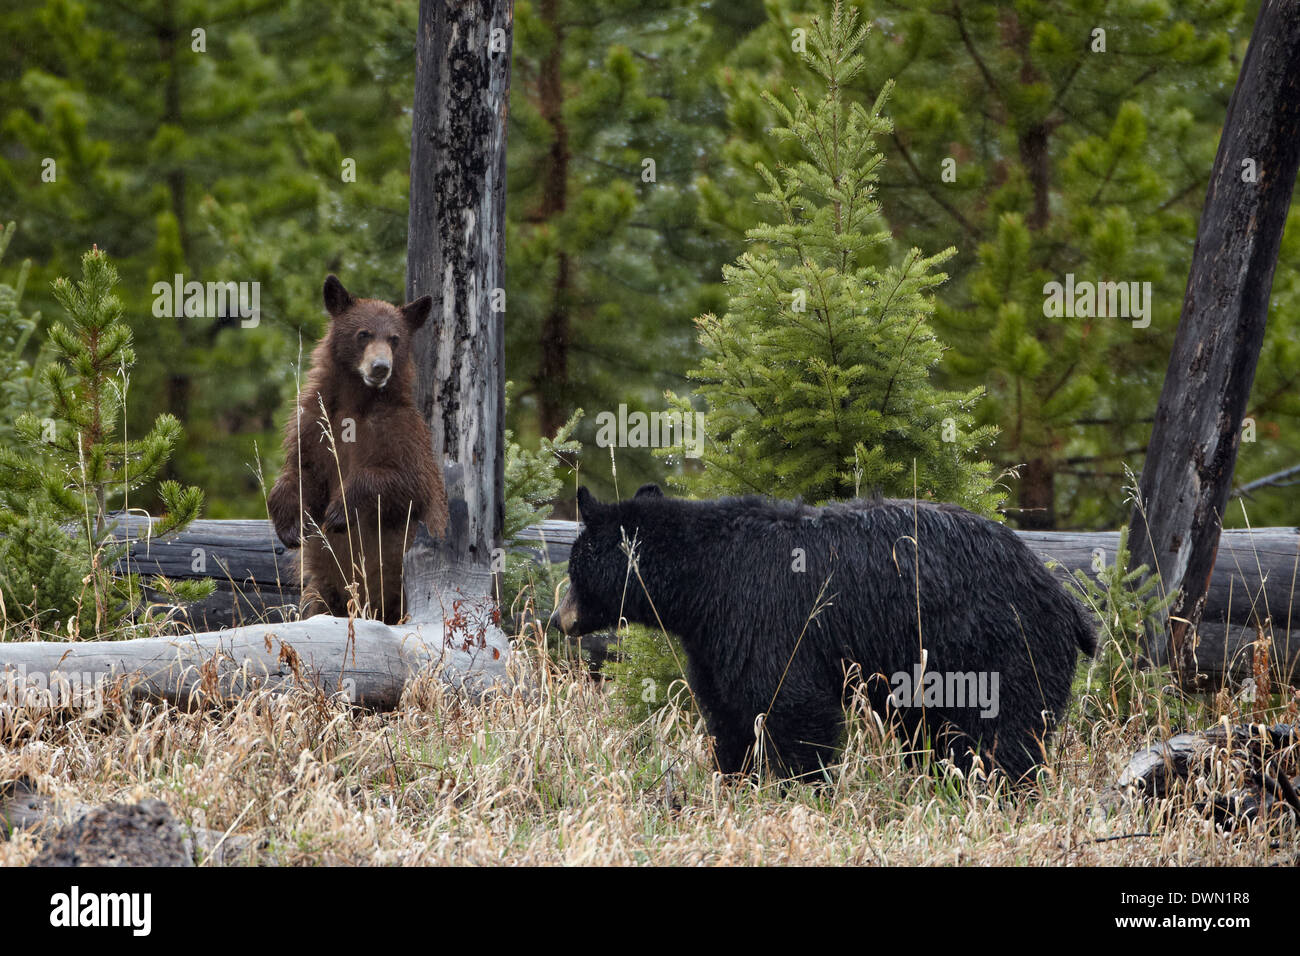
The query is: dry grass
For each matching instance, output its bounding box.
[1,624,1295,867]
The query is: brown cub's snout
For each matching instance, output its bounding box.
[360,338,394,388]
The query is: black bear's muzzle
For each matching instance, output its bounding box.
[549,587,579,633]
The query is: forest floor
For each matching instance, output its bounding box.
[1,627,1296,866]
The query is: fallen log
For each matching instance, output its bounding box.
[101,517,1300,685]
[1016,527,1300,685]
[1112,723,1300,827]
[98,515,576,631]
[0,615,510,714]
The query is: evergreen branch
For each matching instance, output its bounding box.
[888,131,980,239]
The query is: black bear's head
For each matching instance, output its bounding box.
[550,484,663,635]
[323,274,433,391]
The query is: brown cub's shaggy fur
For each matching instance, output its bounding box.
[267,275,448,623]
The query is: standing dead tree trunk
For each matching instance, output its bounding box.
[405,0,512,615]
[1128,0,1300,684]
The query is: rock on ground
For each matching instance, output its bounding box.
[29,799,193,868]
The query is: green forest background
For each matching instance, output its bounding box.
[2,0,1296,531]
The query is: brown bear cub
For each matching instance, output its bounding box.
[268,274,448,624]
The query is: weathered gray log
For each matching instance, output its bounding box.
[0,616,510,714]
[1113,723,1299,826]
[101,517,1300,684]
[1117,723,1298,797]
[1128,0,1300,681]
[97,513,571,631]
[1017,527,1300,684]
[115,516,301,630]
[404,0,511,612]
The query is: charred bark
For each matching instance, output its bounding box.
[405,0,513,610]
[1128,0,1300,682]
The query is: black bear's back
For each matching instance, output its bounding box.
[687,494,1094,659]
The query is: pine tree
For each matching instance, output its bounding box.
[707,0,1300,529]
[0,247,211,634]
[667,3,999,512]
[504,385,583,543]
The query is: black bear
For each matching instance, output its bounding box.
[551,485,1095,782]
[267,274,448,624]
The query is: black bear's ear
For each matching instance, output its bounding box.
[323,274,354,318]
[401,295,433,331]
[634,483,663,499]
[576,486,602,522]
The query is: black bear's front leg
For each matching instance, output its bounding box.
[267,479,302,548]
[268,402,332,549]
[763,699,844,782]
[706,713,840,780]
[694,663,842,779]
[711,727,755,776]
[682,659,757,775]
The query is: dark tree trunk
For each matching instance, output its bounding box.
[1019,123,1051,233]
[1128,0,1300,682]
[1013,9,1057,529]
[159,0,192,494]
[159,0,189,262]
[534,0,571,438]
[1017,456,1056,530]
[537,252,570,437]
[405,0,512,610]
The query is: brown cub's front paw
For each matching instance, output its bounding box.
[267,485,299,547]
[323,498,349,533]
[275,523,302,549]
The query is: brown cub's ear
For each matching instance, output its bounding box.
[323,274,354,318]
[401,295,433,331]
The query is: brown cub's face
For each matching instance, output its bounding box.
[323,274,432,390]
